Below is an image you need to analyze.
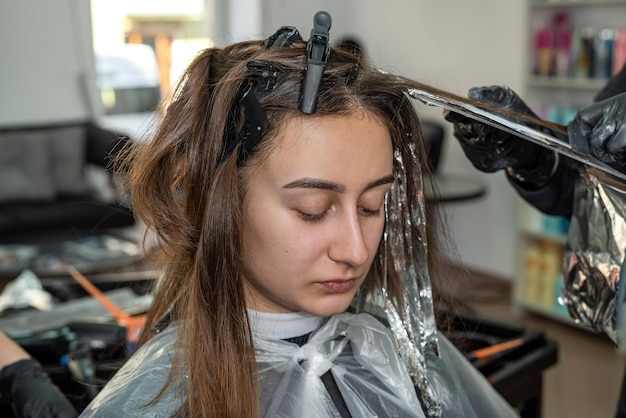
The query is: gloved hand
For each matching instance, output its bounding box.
[568,92,626,172]
[444,85,557,185]
[0,359,78,418]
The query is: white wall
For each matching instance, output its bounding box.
[258,0,527,279]
[0,0,101,127]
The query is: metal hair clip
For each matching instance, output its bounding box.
[299,11,332,114]
[264,26,303,49]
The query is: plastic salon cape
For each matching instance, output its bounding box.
[79,312,518,418]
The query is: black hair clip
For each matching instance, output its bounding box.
[247,60,277,92]
[219,81,269,164]
[264,26,303,49]
[299,11,332,114]
[236,82,268,161]
[219,61,276,165]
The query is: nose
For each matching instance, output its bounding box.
[328,211,370,267]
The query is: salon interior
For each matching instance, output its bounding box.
[2,0,626,417]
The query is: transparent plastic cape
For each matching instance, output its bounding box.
[79,315,518,418]
[255,312,518,418]
[562,167,626,346]
[79,324,184,418]
[254,312,424,418]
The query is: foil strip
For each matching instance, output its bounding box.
[352,143,441,417]
[407,88,626,183]
[562,168,626,346]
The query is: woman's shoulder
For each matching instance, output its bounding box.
[78,324,184,417]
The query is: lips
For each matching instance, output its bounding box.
[319,279,357,293]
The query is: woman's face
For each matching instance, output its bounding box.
[241,111,394,316]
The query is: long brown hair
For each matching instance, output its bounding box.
[115,36,562,417]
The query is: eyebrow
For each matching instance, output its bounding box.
[283,174,395,192]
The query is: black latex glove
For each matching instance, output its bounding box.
[0,359,78,418]
[567,92,626,172]
[444,85,557,184]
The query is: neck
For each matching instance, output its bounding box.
[247,309,324,340]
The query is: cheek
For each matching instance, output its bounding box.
[279,221,329,262]
[365,219,385,254]
[244,208,323,267]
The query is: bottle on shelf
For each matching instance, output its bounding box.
[531,11,626,82]
[521,237,566,312]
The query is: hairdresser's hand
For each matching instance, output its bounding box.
[0,331,30,370]
[568,92,626,172]
[0,331,78,418]
[444,85,557,186]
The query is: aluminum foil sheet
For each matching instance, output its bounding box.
[407,86,626,346]
[408,88,626,183]
[354,146,442,417]
[562,167,626,346]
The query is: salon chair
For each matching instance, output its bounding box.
[421,119,488,203]
[0,122,143,286]
[0,122,135,238]
[421,119,445,174]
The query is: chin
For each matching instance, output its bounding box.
[305,296,354,318]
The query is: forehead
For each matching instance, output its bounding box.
[263,111,393,179]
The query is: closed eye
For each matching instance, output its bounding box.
[297,210,328,223]
[359,207,382,217]
[298,206,381,223]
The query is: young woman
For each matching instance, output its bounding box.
[80,12,519,418]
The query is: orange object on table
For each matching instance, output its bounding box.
[469,338,525,364]
[65,264,146,344]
